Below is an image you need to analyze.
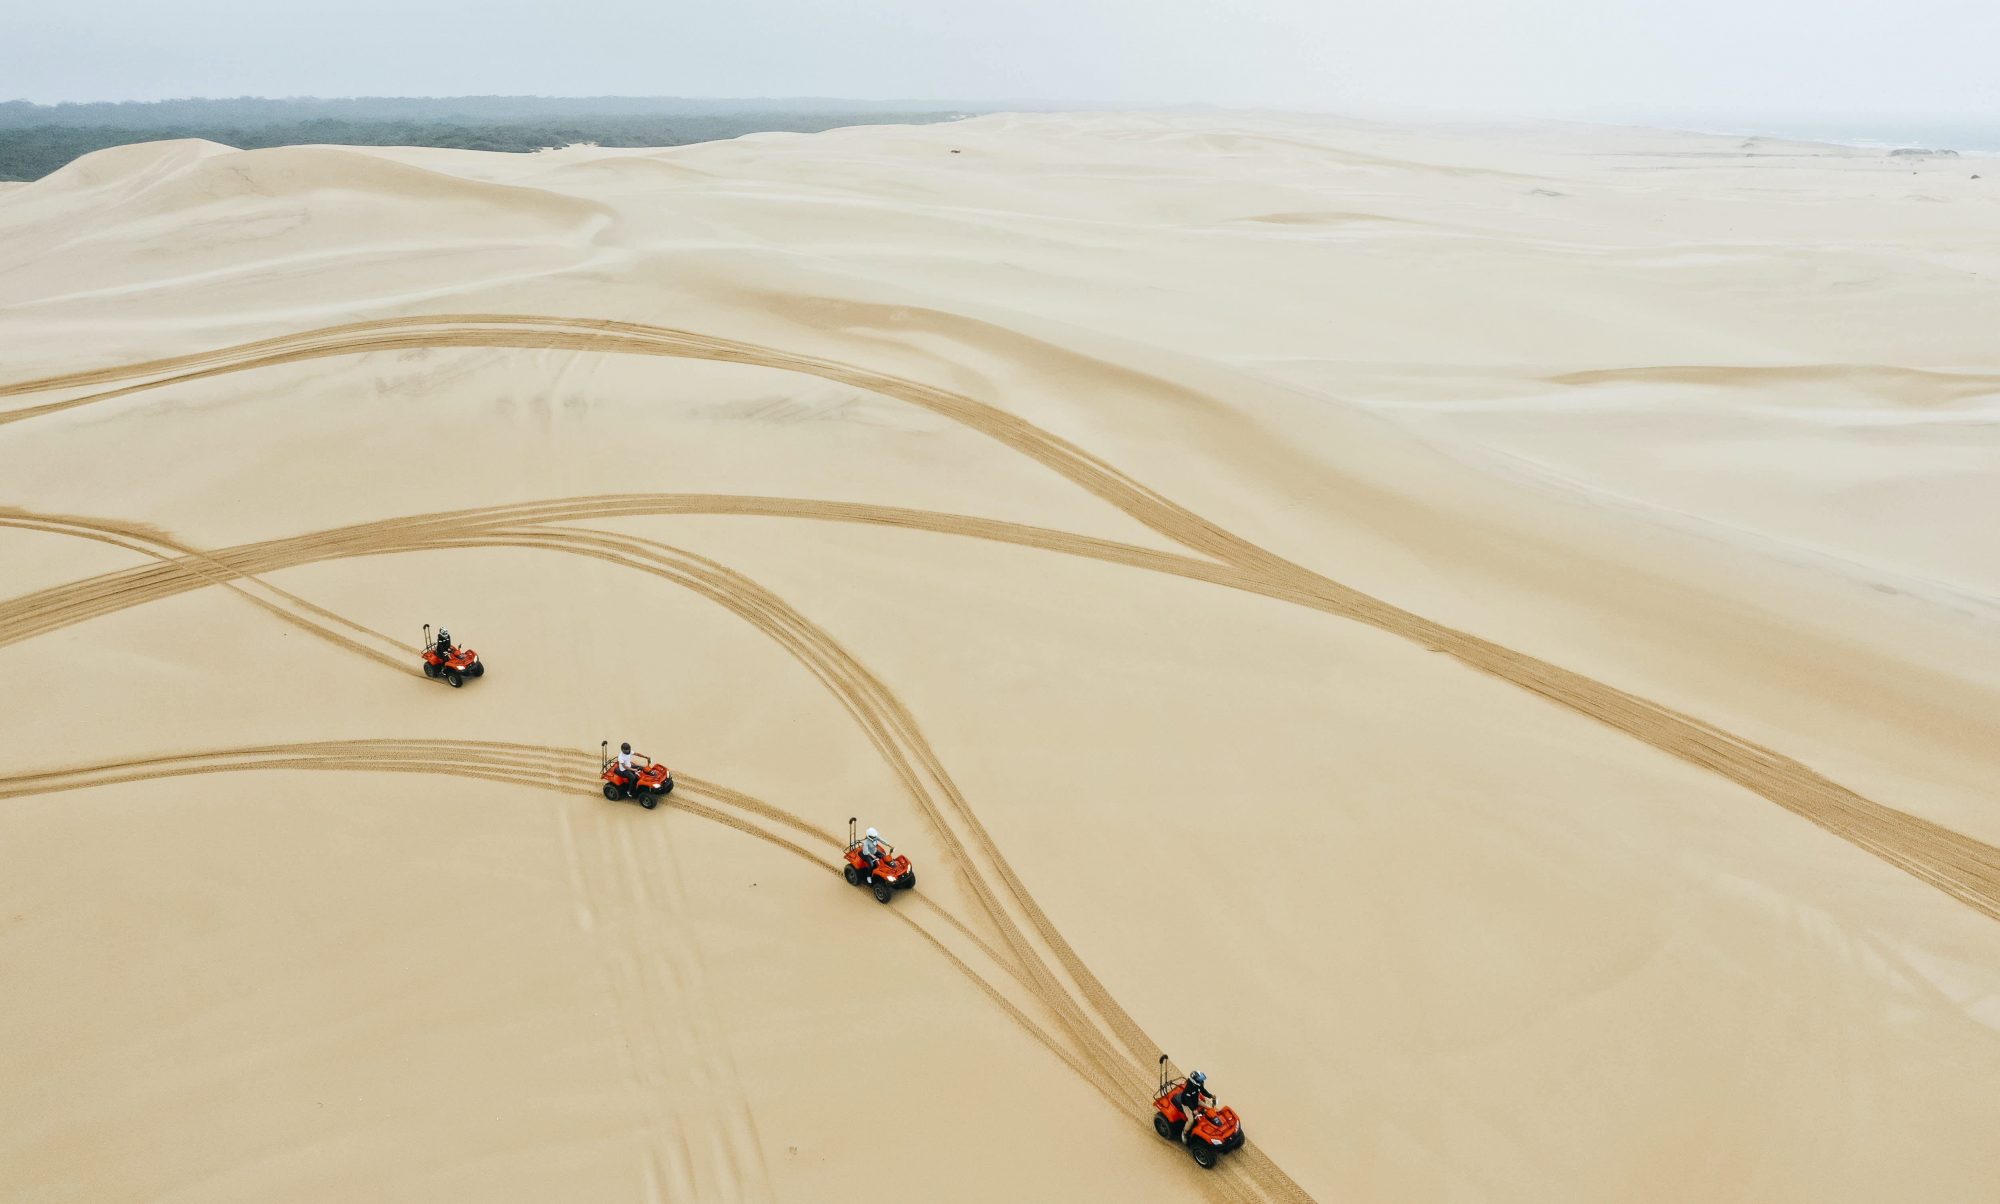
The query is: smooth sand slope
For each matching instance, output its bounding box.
[2,114,1998,1204]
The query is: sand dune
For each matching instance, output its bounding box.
[2,113,1998,1203]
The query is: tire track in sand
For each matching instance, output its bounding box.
[25,503,1995,1204]
[2,317,1981,935]
[0,511,413,673]
[9,490,2000,930]
[11,510,1999,1202]
[0,740,1262,1197]
[0,741,1071,1086]
[453,526,1316,1204]
[2,511,1185,1087]
[0,506,1152,1072]
[0,507,1211,1100]
[0,513,1308,1204]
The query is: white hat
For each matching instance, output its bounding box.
[866,827,878,839]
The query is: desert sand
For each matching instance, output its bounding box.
[2,112,1999,1203]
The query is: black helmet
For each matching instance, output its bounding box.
[620,742,631,754]
[1189,1070,1206,1088]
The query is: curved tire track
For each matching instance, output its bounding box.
[8,491,1998,930]
[2,318,1974,932]
[0,519,1310,1202]
[0,738,1288,1201]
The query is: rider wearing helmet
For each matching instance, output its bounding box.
[615,742,638,794]
[1176,1070,1214,1134]
[860,826,887,870]
[433,626,453,664]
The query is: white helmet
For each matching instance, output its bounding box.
[865,827,879,839]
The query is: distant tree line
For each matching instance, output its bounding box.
[0,98,983,181]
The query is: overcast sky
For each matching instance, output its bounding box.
[5,0,1995,120]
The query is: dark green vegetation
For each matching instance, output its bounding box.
[0,96,983,181]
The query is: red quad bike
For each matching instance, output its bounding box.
[842,816,915,904]
[420,624,485,688]
[600,740,674,809]
[1153,1055,1245,1169]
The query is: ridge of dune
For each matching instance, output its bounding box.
[1549,361,2000,404]
[0,144,617,303]
[17,137,240,194]
[2,113,1998,1204]
[2,142,615,230]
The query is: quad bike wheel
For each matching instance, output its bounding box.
[470,662,485,677]
[641,793,658,810]
[446,671,463,688]
[1223,1130,1244,1152]
[894,871,916,890]
[658,779,674,796]
[844,865,862,886]
[423,661,440,678]
[1190,1141,1218,1169]
[603,783,621,801]
[871,880,893,904]
[1153,1115,1176,1140]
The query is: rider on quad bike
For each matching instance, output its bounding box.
[420,624,484,687]
[599,740,674,808]
[1178,1071,1215,1121]
[841,818,915,903]
[1152,1056,1244,1168]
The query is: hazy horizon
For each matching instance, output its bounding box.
[4,94,1996,154]
[5,0,1995,121]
